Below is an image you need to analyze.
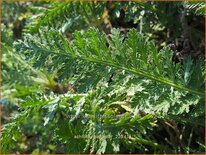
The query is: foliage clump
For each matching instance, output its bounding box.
[1,1,205,154]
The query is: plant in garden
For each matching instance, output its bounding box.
[1,1,205,154]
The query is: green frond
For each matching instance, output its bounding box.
[24,2,106,33]
[15,28,204,97]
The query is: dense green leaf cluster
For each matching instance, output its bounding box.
[2,27,204,153]
[16,28,204,97]
[1,1,205,154]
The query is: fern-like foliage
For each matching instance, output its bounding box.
[16,28,204,97]
[2,1,205,153]
[2,28,204,154]
[25,2,106,33]
[15,28,205,122]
